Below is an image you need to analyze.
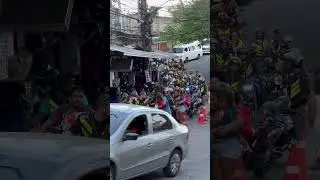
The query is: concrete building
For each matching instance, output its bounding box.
[152,16,173,36]
[110,8,141,46]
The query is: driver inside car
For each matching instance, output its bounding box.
[126,116,147,136]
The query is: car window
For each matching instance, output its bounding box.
[184,48,188,52]
[0,167,23,180]
[125,114,149,136]
[151,113,173,133]
[110,110,130,136]
[173,48,183,53]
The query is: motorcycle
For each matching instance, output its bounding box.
[246,96,296,177]
[188,91,202,118]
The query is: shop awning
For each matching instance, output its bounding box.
[110,59,133,72]
[0,0,73,31]
[110,45,171,59]
[153,51,178,59]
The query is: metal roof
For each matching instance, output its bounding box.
[110,45,176,59]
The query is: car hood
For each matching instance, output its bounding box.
[0,132,109,162]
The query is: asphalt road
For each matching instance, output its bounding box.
[241,0,320,179]
[133,55,211,180]
[135,118,210,180]
[186,55,210,83]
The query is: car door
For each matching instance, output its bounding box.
[192,46,197,59]
[183,47,188,61]
[117,113,154,179]
[188,47,192,59]
[147,112,175,169]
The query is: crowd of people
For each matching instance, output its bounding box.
[25,69,109,139]
[110,60,208,124]
[211,0,318,179]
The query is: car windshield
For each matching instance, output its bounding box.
[110,110,129,136]
[173,48,183,53]
[201,39,210,45]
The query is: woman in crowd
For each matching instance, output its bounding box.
[212,82,243,180]
[174,88,187,123]
[156,92,171,115]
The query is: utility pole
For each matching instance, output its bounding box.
[139,0,152,52]
[179,0,184,9]
[117,0,123,31]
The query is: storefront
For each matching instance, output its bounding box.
[110,46,172,92]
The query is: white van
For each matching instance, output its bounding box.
[172,41,203,62]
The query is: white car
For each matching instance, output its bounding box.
[202,44,210,54]
[173,41,203,62]
[110,103,189,180]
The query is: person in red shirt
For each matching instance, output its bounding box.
[184,92,190,108]
[38,86,93,133]
[156,93,166,109]
[235,92,253,138]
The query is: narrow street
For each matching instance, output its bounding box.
[135,55,211,180]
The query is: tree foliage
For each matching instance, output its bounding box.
[160,0,210,46]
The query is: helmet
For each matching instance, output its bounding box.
[283,36,294,49]
[230,56,241,65]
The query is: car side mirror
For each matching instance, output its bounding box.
[123,133,139,141]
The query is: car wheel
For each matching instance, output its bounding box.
[185,57,189,62]
[163,149,182,177]
[197,54,200,59]
[110,165,115,180]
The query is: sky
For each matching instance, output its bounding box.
[119,0,191,17]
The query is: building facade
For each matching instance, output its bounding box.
[152,16,172,36]
[110,7,141,46]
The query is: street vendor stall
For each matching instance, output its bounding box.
[110,45,173,102]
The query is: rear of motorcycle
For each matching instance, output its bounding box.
[249,114,295,177]
[249,126,271,177]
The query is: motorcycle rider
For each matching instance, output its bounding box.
[270,28,282,54]
[226,56,244,90]
[232,32,246,56]
[71,93,107,139]
[282,36,311,141]
[252,29,269,57]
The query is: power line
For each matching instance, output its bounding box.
[110,9,142,22]
[149,0,175,14]
[118,2,139,11]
